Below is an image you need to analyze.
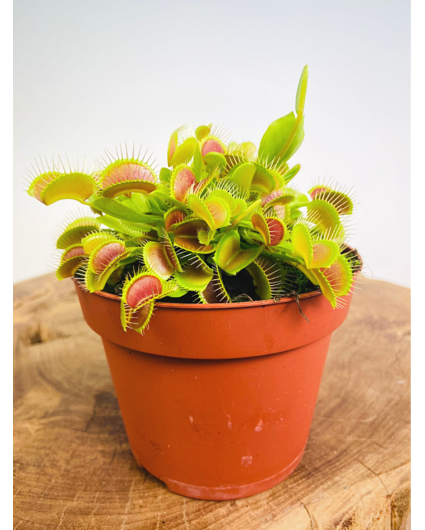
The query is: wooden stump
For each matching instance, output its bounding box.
[13,275,411,529]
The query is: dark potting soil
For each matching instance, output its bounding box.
[97,264,319,304]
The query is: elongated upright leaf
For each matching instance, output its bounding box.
[258,113,295,164]
[282,115,305,162]
[295,65,309,115]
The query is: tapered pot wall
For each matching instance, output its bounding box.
[75,284,354,500]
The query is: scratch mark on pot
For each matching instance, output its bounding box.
[189,416,193,424]
[221,399,232,429]
[255,419,264,432]
[241,456,252,467]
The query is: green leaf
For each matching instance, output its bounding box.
[86,240,133,292]
[164,206,188,232]
[175,256,214,291]
[203,152,227,172]
[56,217,101,249]
[272,66,309,162]
[187,195,215,230]
[292,223,339,269]
[99,179,157,199]
[88,196,162,225]
[121,271,179,313]
[251,165,276,194]
[125,301,155,334]
[151,189,187,209]
[195,125,211,141]
[199,267,231,303]
[170,165,197,203]
[258,112,296,164]
[57,245,86,280]
[286,188,310,209]
[168,129,179,166]
[310,188,354,215]
[164,288,189,298]
[251,213,270,245]
[238,142,257,158]
[161,231,183,272]
[116,192,167,216]
[246,256,285,300]
[198,228,216,245]
[160,167,172,184]
[282,115,305,162]
[143,241,175,280]
[82,232,115,254]
[320,254,353,296]
[99,214,152,235]
[214,230,263,275]
[228,162,257,197]
[307,199,341,234]
[281,164,301,184]
[208,189,236,214]
[230,198,262,228]
[201,136,226,156]
[296,65,309,115]
[29,172,98,205]
[291,223,313,265]
[311,241,340,269]
[173,219,216,253]
[170,137,198,167]
[192,145,204,181]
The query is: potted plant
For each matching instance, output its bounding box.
[26,65,362,500]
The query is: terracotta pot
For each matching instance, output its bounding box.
[75,282,355,500]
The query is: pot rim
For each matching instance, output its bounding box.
[72,277,322,310]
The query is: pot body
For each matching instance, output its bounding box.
[75,285,353,500]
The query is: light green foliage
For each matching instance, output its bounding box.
[27,65,360,333]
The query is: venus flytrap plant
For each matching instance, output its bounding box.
[26,65,361,334]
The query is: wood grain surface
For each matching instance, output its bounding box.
[13,274,411,529]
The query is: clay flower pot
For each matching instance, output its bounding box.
[75,280,356,500]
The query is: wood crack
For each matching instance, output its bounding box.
[355,459,389,494]
[301,503,319,530]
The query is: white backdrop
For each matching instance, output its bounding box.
[13,0,410,287]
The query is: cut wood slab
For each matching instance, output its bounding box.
[13,275,411,529]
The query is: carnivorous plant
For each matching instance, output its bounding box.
[26,66,361,334]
